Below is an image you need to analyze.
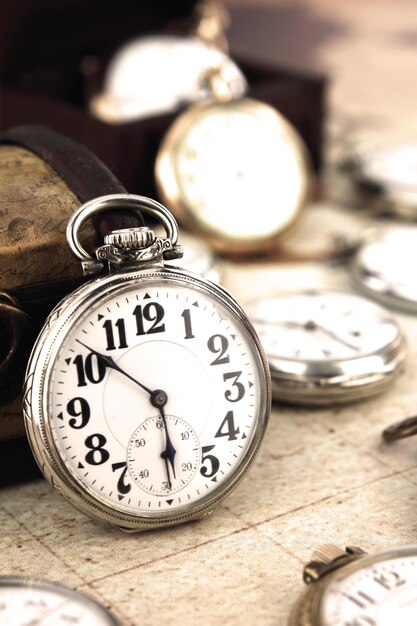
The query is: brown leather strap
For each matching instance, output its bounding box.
[0,125,144,237]
[0,125,144,404]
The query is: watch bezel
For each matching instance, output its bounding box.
[23,266,271,531]
[155,97,312,255]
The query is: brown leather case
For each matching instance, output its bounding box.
[0,124,143,485]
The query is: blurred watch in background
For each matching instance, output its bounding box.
[270,202,375,263]
[90,1,245,122]
[351,225,417,313]
[246,290,406,405]
[339,143,417,219]
[155,65,312,256]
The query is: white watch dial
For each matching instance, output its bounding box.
[0,578,117,625]
[44,274,266,517]
[353,226,417,310]
[156,98,311,252]
[247,291,400,362]
[321,553,417,626]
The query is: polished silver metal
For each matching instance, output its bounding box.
[104,226,155,249]
[96,232,181,270]
[267,341,405,405]
[66,194,182,274]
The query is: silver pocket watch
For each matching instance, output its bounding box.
[246,290,406,405]
[23,194,270,531]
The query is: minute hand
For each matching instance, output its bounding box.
[76,339,153,395]
[305,321,360,351]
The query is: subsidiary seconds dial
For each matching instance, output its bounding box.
[128,416,200,495]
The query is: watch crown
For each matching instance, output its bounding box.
[105,227,155,250]
[310,544,347,565]
[303,545,367,584]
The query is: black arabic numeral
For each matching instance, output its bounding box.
[84,434,110,465]
[215,410,240,441]
[373,570,405,590]
[207,334,230,365]
[223,371,245,402]
[67,397,90,429]
[73,353,106,387]
[134,303,165,335]
[111,462,131,495]
[103,318,128,351]
[200,445,220,478]
[181,309,195,339]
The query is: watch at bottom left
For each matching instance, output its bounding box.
[0,577,119,625]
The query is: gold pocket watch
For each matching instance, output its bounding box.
[155,67,312,255]
[0,576,119,625]
[23,194,270,531]
[290,544,417,626]
[246,290,406,405]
